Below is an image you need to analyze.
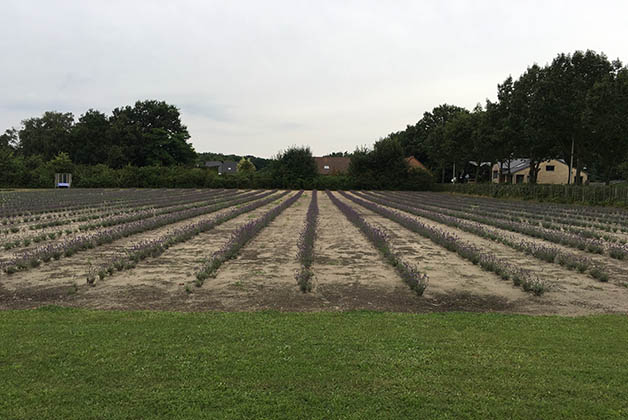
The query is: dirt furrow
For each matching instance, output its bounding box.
[350,192,628,315]
[335,193,529,307]
[0,191,283,292]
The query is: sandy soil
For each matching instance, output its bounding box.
[350,192,628,315]
[79,191,292,310]
[0,190,241,262]
[334,193,529,303]
[0,191,283,293]
[1,190,627,316]
[375,191,628,284]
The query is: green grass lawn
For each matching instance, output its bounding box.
[1,307,627,419]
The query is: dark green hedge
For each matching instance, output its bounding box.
[444,183,628,207]
[0,162,435,191]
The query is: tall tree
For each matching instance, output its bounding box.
[584,65,628,184]
[544,50,615,183]
[109,100,196,167]
[0,128,18,152]
[422,104,468,181]
[509,64,554,184]
[18,112,74,160]
[71,109,111,165]
[486,76,516,180]
[271,146,317,185]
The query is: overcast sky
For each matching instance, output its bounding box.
[1,1,627,158]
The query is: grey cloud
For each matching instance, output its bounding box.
[1,0,628,158]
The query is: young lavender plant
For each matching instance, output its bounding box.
[326,191,429,296]
[295,191,319,292]
[195,191,304,285]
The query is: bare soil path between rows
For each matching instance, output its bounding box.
[389,191,628,270]
[77,192,292,310]
[334,193,530,307]
[351,193,628,315]
[377,191,628,284]
[0,192,283,295]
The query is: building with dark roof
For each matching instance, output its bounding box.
[204,160,238,175]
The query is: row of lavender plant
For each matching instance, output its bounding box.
[87,191,292,284]
[395,191,628,261]
[327,191,428,296]
[194,191,304,286]
[1,190,245,252]
[394,191,628,238]
[1,190,277,274]
[338,191,548,295]
[3,188,232,232]
[0,187,204,218]
[376,191,627,260]
[442,187,628,223]
[0,188,228,231]
[295,190,319,292]
[78,189,243,231]
[414,190,628,230]
[355,191,610,282]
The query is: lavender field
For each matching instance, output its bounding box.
[1,188,627,315]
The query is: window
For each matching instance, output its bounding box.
[492,170,498,179]
[515,174,525,184]
[546,165,555,171]
[323,165,330,170]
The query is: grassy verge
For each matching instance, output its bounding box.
[1,307,627,419]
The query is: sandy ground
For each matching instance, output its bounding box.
[0,191,283,292]
[1,190,627,316]
[346,192,628,315]
[0,190,239,263]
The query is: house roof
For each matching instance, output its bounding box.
[314,157,350,175]
[404,156,429,171]
[498,159,531,174]
[204,161,222,168]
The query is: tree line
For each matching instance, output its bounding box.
[1,49,626,189]
[1,100,196,168]
[386,50,628,185]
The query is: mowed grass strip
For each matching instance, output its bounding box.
[1,308,627,419]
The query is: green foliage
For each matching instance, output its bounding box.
[109,100,196,167]
[444,183,628,207]
[237,157,256,173]
[0,128,18,152]
[349,138,435,189]
[12,100,196,169]
[271,146,317,188]
[18,111,75,160]
[379,49,628,185]
[49,152,74,174]
[71,109,110,165]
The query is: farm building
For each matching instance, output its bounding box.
[315,157,350,175]
[492,159,588,185]
[204,161,237,175]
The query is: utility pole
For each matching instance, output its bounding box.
[568,137,574,185]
